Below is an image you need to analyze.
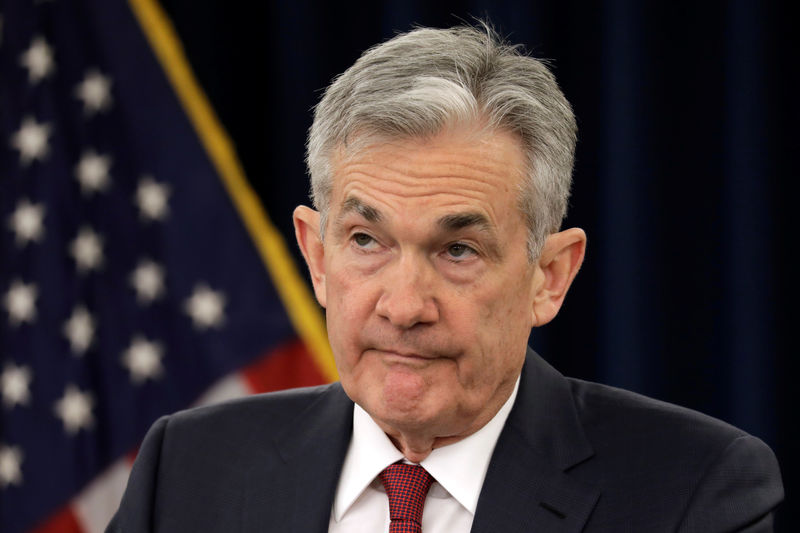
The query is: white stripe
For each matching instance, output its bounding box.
[193,372,252,406]
[72,458,132,533]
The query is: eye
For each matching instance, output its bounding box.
[445,242,477,260]
[351,232,378,249]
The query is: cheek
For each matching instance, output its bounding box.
[458,278,532,371]
[325,270,374,366]
[465,276,531,334]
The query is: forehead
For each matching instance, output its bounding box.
[329,129,527,228]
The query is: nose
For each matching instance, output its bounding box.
[375,253,439,329]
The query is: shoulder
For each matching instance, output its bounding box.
[564,378,783,531]
[109,385,350,531]
[565,377,775,475]
[119,384,346,513]
[568,377,748,446]
[163,382,340,434]
[169,383,341,424]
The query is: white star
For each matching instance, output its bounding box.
[19,35,54,84]
[121,335,164,384]
[0,444,24,488]
[135,176,170,221]
[63,305,95,356]
[3,280,37,326]
[69,226,104,273]
[1,364,32,409]
[74,149,112,195]
[6,198,45,247]
[10,116,52,166]
[54,384,94,435]
[184,284,226,330]
[130,259,165,304]
[74,69,113,116]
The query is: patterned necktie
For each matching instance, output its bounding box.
[379,463,434,533]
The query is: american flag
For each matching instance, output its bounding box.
[0,1,334,531]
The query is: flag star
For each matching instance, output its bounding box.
[63,305,95,356]
[3,280,37,326]
[10,116,52,166]
[54,385,94,435]
[74,69,113,115]
[130,259,165,304]
[69,226,104,273]
[19,35,54,84]
[1,364,32,409]
[135,176,170,221]
[6,198,45,246]
[0,445,24,488]
[184,284,226,330]
[121,335,165,383]
[75,149,112,195]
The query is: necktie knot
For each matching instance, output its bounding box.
[379,463,433,533]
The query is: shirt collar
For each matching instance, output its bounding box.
[332,377,520,521]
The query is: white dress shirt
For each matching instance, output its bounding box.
[328,378,520,533]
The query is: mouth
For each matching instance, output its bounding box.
[371,348,438,363]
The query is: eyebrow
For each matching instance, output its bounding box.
[437,212,492,233]
[339,196,382,223]
[339,198,492,233]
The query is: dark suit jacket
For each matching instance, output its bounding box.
[107,349,783,532]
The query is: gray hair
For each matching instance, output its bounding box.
[306,23,577,259]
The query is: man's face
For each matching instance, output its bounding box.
[305,129,543,444]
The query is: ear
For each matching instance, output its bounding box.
[530,227,586,327]
[293,205,327,308]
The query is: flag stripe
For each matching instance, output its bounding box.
[126,0,337,382]
[30,507,83,533]
[71,459,133,533]
[241,338,328,394]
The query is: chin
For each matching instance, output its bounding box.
[357,389,441,433]
[343,356,466,427]
[375,404,446,435]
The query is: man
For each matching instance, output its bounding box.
[107,24,783,532]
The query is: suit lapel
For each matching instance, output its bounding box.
[242,384,354,533]
[285,385,353,533]
[471,349,599,533]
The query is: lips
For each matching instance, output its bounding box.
[370,347,444,361]
[386,350,431,359]
[361,330,457,360]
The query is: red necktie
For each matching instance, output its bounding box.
[379,463,434,533]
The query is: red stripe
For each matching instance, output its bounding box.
[30,507,83,533]
[126,449,138,464]
[242,338,329,393]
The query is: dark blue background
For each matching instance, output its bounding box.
[159,1,797,528]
